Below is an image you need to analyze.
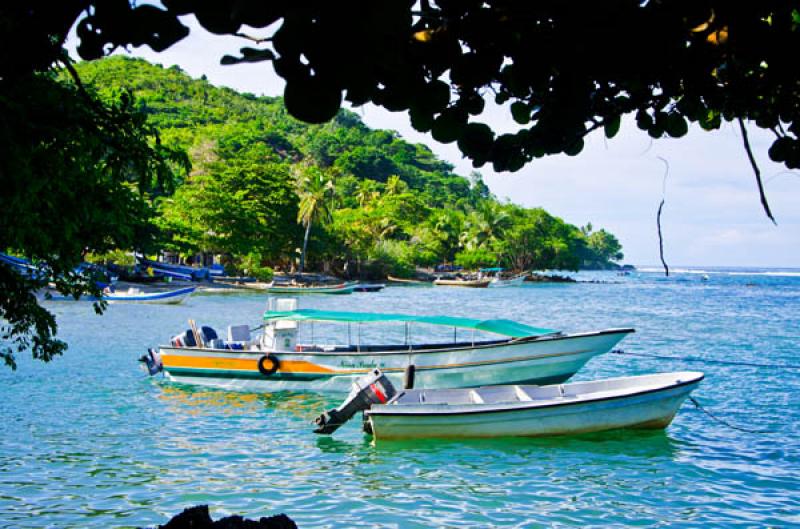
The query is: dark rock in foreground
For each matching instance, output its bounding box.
[142,505,297,529]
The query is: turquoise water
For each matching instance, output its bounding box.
[1,269,799,528]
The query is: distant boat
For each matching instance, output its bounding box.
[353,283,385,292]
[44,285,196,304]
[387,275,431,285]
[104,286,196,304]
[490,275,526,287]
[0,252,41,277]
[2,252,112,286]
[315,370,704,440]
[136,255,210,281]
[264,281,358,295]
[433,277,491,288]
[479,267,527,287]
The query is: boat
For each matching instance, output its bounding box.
[44,285,196,304]
[0,252,41,277]
[479,267,527,287]
[103,285,196,304]
[141,301,634,392]
[490,275,527,287]
[264,281,358,294]
[353,283,385,292]
[2,252,113,287]
[136,255,210,281]
[433,277,491,288]
[387,275,432,285]
[314,369,704,440]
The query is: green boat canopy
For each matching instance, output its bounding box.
[263,308,556,338]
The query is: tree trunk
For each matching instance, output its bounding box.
[299,220,312,274]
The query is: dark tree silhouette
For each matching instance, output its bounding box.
[1,1,798,366]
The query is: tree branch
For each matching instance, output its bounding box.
[738,118,777,225]
[656,156,669,277]
[233,32,272,44]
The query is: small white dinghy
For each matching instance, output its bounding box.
[314,369,704,441]
[103,285,196,304]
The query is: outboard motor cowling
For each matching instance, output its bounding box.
[139,348,163,376]
[314,369,398,434]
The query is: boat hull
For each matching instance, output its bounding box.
[366,372,703,440]
[433,279,491,288]
[264,282,358,294]
[105,286,196,304]
[157,329,632,392]
[489,275,527,287]
[41,286,195,304]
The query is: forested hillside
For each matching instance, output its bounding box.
[75,57,623,277]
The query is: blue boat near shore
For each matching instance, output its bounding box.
[43,285,196,304]
[136,255,210,281]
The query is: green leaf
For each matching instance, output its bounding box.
[604,115,621,139]
[510,102,530,124]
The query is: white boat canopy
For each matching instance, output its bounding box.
[262,308,556,338]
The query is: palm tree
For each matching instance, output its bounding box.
[461,202,511,250]
[295,165,335,274]
[384,174,408,196]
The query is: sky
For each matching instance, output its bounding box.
[67,17,800,268]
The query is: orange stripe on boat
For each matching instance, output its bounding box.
[161,355,337,374]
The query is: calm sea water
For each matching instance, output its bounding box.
[1,269,799,528]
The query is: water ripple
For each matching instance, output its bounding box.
[1,271,798,527]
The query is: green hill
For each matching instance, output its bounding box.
[74,56,623,276]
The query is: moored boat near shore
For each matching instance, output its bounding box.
[433,277,491,288]
[143,304,634,392]
[43,285,196,304]
[264,281,358,294]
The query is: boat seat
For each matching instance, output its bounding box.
[513,385,534,402]
[200,326,218,347]
[227,325,251,342]
[469,390,485,404]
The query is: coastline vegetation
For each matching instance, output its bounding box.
[76,57,623,278]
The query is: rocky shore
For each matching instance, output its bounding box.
[143,505,297,529]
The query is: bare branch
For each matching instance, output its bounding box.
[233,32,272,44]
[738,118,777,225]
[656,156,669,277]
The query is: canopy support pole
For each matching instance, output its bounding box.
[357,323,361,353]
[471,329,475,348]
[347,322,351,345]
[311,322,315,344]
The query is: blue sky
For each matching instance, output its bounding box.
[67,18,799,268]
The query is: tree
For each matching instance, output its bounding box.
[48,2,800,221]
[158,159,297,264]
[0,69,187,369]
[295,165,335,273]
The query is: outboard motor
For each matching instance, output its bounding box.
[314,369,398,434]
[139,348,163,376]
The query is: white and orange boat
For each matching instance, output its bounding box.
[141,300,633,393]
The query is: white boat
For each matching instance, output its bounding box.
[433,277,491,288]
[490,274,527,287]
[480,267,527,287]
[42,285,196,304]
[314,370,704,440]
[143,301,634,392]
[104,285,196,304]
